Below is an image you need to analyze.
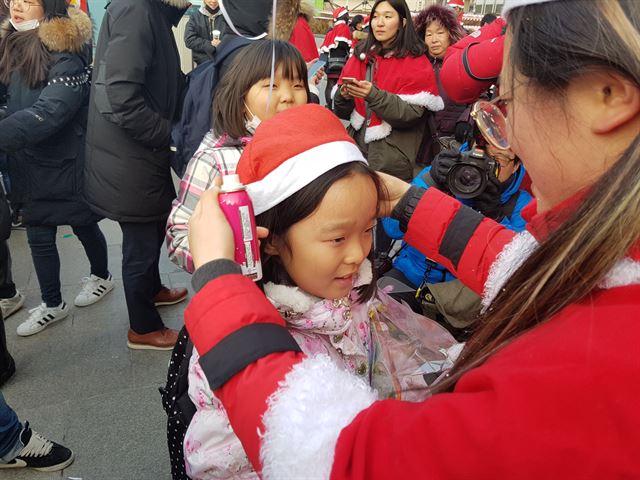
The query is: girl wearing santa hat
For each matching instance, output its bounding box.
[184,0,640,478]
[333,0,444,182]
[182,104,458,479]
[166,40,311,274]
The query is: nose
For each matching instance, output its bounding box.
[344,238,368,266]
[278,84,295,105]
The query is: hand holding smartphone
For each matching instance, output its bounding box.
[341,77,358,85]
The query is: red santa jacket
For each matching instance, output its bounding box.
[185,187,640,479]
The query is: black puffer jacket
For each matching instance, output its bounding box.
[0,9,99,227]
[184,5,227,65]
[84,0,188,223]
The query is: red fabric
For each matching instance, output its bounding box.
[289,15,319,62]
[236,104,356,184]
[338,54,441,137]
[404,187,515,294]
[332,283,640,479]
[440,19,505,104]
[184,274,306,470]
[320,22,352,53]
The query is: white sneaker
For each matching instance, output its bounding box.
[17,302,70,337]
[74,274,114,307]
[0,292,25,320]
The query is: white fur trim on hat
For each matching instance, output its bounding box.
[260,355,377,480]
[350,109,365,131]
[502,0,557,17]
[246,141,367,215]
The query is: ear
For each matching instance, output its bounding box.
[263,236,281,256]
[586,72,640,134]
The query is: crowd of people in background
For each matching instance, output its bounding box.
[1,0,639,477]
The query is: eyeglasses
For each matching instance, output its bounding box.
[470,95,511,151]
[6,0,42,10]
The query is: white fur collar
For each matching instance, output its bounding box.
[482,230,640,309]
[264,260,374,314]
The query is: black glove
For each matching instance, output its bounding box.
[473,173,504,220]
[430,149,461,188]
[454,121,474,144]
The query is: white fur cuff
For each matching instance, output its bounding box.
[261,355,377,480]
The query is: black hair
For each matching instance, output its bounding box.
[350,14,364,29]
[480,13,497,27]
[212,39,310,140]
[355,0,425,59]
[257,162,385,303]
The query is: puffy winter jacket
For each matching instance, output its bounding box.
[382,164,532,288]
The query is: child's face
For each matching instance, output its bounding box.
[269,172,378,300]
[244,65,308,121]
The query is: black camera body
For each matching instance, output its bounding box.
[445,148,497,199]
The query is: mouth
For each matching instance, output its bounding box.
[13,16,24,22]
[334,273,356,285]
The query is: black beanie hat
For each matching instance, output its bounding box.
[42,0,68,19]
[219,0,271,38]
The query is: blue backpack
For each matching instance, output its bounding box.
[171,36,252,177]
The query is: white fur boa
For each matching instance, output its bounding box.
[260,355,377,480]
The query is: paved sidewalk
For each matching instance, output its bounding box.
[2,219,192,479]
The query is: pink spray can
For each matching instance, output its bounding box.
[218,174,262,281]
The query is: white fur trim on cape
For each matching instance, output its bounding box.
[350,109,365,131]
[598,257,640,289]
[364,121,392,143]
[260,355,377,480]
[397,91,445,112]
[481,229,640,309]
[320,36,353,53]
[264,260,374,314]
[481,230,538,310]
[246,141,367,215]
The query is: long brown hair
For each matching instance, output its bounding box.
[0,28,50,88]
[435,0,640,393]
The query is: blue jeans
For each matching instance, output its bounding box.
[26,223,109,307]
[0,392,22,463]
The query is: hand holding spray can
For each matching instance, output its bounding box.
[218,174,262,281]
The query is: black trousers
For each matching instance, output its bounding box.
[119,219,166,335]
[0,241,16,300]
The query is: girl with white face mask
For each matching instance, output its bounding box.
[166,39,310,274]
[0,0,114,337]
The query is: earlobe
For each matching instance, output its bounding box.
[591,74,640,134]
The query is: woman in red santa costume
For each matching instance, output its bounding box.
[185,0,640,478]
[333,0,444,182]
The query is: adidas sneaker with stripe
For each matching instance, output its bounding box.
[74,274,115,307]
[16,302,70,337]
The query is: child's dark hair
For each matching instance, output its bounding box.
[356,0,425,59]
[257,162,385,303]
[212,39,310,140]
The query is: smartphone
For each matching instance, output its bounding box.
[341,77,357,85]
[307,60,326,79]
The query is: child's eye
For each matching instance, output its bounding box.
[330,237,346,244]
[365,225,375,234]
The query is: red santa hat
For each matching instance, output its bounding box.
[362,15,370,28]
[333,7,349,22]
[237,104,367,215]
[447,0,465,8]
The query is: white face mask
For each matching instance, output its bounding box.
[244,104,262,133]
[10,19,40,32]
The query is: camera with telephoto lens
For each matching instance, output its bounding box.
[445,147,497,199]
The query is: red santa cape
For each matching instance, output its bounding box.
[339,53,444,143]
[320,21,352,54]
[289,14,319,62]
